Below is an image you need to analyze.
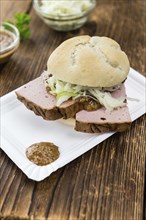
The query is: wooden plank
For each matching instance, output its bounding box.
[1,0,32,21]
[46,117,145,220]
[0,1,145,219]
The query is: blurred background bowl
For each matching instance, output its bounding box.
[33,0,96,31]
[0,22,20,64]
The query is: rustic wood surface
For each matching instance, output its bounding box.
[0,0,145,219]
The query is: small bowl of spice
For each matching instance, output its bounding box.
[33,0,96,31]
[0,22,20,64]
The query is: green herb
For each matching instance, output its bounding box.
[3,13,31,40]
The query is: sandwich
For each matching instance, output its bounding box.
[16,35,131,133]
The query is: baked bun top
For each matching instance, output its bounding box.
[47,35,130,87]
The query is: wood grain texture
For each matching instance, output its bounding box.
[0,0,145,219]
[1,0,32,21]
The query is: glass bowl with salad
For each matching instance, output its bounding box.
[33,0,96,31]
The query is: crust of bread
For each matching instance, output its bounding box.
[58,118,75,127]
[47,36,130,87]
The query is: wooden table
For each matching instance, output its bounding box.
[0,1,145,219]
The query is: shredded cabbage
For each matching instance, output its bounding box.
[40,0,94,17]
[43,73,126,110]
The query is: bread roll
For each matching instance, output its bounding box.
[58,118,75,127]
[47,35,130,87]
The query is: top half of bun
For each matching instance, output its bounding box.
[47,35,130,87]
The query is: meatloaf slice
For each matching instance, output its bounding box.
[16,76,131,133]
[75,107,131,133]
[75,85,131,133]
[16,76,101,120]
